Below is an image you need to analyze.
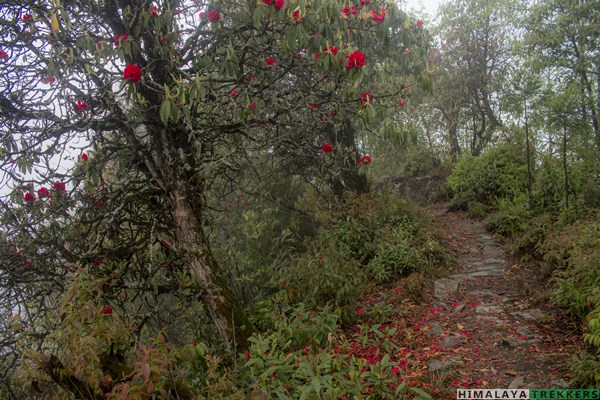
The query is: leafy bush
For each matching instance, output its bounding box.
[484,195,531,237]
[398,146,442,177]
[448,145,528,209]
[366,225,422,283]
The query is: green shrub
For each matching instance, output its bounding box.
[285,244,366,310]
[398,146,441,177]
[484,195,531,237]
[366,225,422,283]
[448,145,528,209]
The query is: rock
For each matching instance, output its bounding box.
[476,305,504,314]
[440,335,462,350]
[427,322,444,338]
[434,278,459,298]
[550,378,569,388]
[509,376,525,389]
[454,304,466,313]
[501,337,541,348]
[427,359,456,372]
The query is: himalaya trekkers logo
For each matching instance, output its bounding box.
[456,389,600,399]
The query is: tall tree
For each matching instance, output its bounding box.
[527,0,600,149]
[424,0,524,158]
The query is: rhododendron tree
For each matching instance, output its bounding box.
[0,0,429,396]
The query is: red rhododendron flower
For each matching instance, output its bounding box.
[208,10,221,22]
[359,92,372,105]
[322,143,334,153]
[101,305,113,315]
[25,259,31,265]
[147,5,159,16]
[357,155,372,165]
[53,181,66,191]
[416,19,424,26]
[275,0,284,11]
[342,5,357,16]
[292,10,302,22]
[346,51,366,71]
[123,64,142,82]
[97,41,104,50]
[230,89,239,97]
[80,152,88,161]
[24,192,35,203]
[371,10,385,23]
[405,49,414,56]
[263,0,274,4]
[93,259,103,267]
[308,103,319,110]
[398,99,407,107]
[325,46,338,56]
[41,76,56,84]
[247,102,257,110]
[114,33,128,47]
[0,51,8,61]
[281,281,287,287]
[265,57,275,65]
[37,187,50,197]
[74,100,87,111]
[314,53,320,60]
[22,14,33,22]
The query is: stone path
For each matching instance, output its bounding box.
[423,207,580,389]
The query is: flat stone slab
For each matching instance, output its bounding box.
[440,335,463,350]
[467,269,505,277]
[476,305,504,314]
[501,338,542,347]
[509,310,548,321]
[427,358,458,372]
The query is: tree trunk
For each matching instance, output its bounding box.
[330,119,369,198]
[171,190,254,353]
[562,126,569,210]
[448,123,461,162]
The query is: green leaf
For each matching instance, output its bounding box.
[311,376,321,394]
[159,100,171,126]
[411,387,433,399]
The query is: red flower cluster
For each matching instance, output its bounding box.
[123,64,142,82]
[265,57,275,65]
[114,33,128,47]
[93,259,104,267]
[371,9,385,23]
[147,5,159,17]
[101,305,113,315]
[22,14,33,22]
[346,51,366,71]
[357,155,372,165]
[37,187,50,197]
[230,89,239,97]
[359,92,372,105]
[325,46,338,56]
[275,0,285,11]
[247,102,257,110]
[41,76,56,84]
[263,0,274,4]
[342,5,357,16]
[80,152,89,162]
[292,10,302,22]
[207,10,221,22]
[322,143,334,153]
[53,181,66,191]
[74,100,87,111]
[416,19,424,26]
[0,51,8,61]
[398,99,407,107]
[24,192,35,203]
